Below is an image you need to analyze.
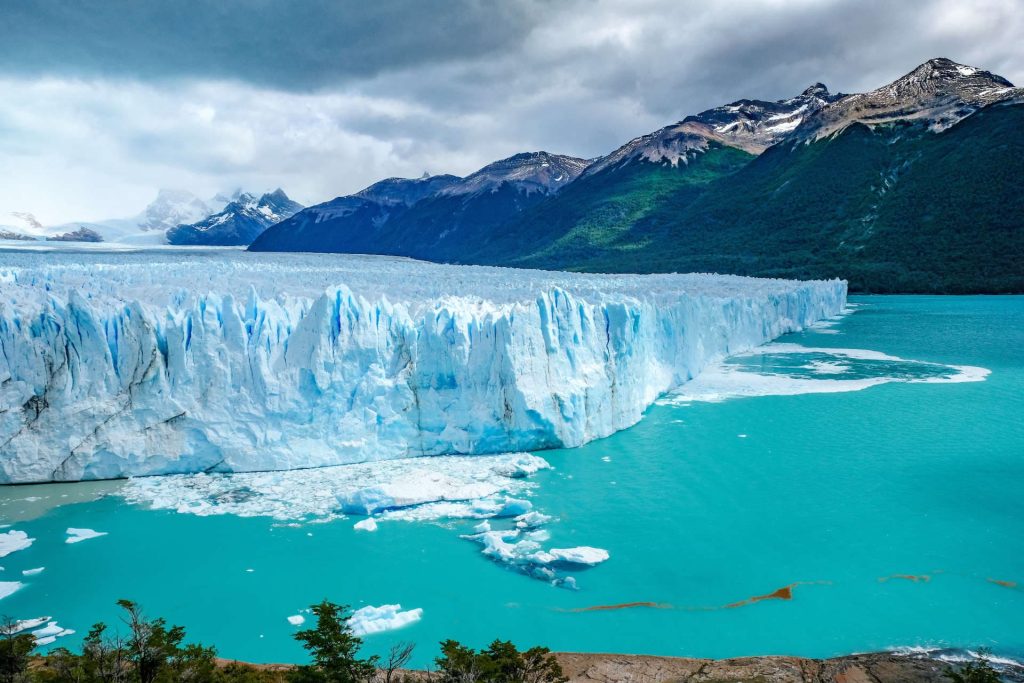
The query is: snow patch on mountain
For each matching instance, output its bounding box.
[793,58,1024,141]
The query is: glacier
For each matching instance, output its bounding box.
[0,250,846,483]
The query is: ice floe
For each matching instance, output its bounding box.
[122,453,551,523]
[0,530,34,557]
[21,567,44,576]
[2,616,50,634]
[0,581,24,600]
[660,343,989,405]
[66,528,108,544]
[353,518,378,532]
[349,604,423,636]
[462,528,609,586]
[32,621,75,646]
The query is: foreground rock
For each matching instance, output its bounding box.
[217,651,1023,683]
[553,652,948,683]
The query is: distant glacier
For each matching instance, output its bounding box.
[0,250,846,483]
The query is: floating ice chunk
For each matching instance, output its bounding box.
[600,456,611,463]
[0,531,34,558]
[494,498,532,517]
[32,621,74,645]
[473,520,491,533]
[66,528,108,544]
[287,615,305,626]
[515,511,552,529]
[32,622,65,638]
[2,616,50,634]
[548,547,610,566]
[349,604,423,636]
[127,453,551,523]
[0,582,24,600]
[353,518,378,532]
[21,567,44,576]
[463,529,608,586]
[338,471,500,515]
[491,455,552,479]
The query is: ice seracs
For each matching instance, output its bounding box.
[0,251,845,483]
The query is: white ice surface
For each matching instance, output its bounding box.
[0,251,845,482]
[463,528,609,585]
[659,343,988,405]
[348,604,423,636]
[353,518,378,532]
[65,528,108,544]
[21,567,44,576]
[0,531,34,558]
[3,616,50,634]
[0,581,24,600]
[122,452,550,523]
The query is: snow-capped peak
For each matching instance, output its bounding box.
[165,190,303,246]
[138,189,218,232]
[440,151,589,197]
[583,85,841,176]
[792,57,1023,140]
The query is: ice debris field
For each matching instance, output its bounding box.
[0,250,846,483]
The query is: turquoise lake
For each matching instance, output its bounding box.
[1,295,1022,666]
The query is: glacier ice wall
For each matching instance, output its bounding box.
[0,251,846,482]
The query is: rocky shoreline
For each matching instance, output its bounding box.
[217,650,1024,683]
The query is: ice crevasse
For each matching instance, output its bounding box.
[0,253,846,482]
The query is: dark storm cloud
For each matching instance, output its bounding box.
[1,0,1022,223]
[0,0,542,89]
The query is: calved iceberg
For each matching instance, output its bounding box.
[0,251,846,482]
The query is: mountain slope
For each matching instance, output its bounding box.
[167,189,303,246]
[248,174,460,253]
[527,101,1024,292]
[491,59,1024,292]
[466,143,753,268]
[457,85,840,268]
[250,152,587,257]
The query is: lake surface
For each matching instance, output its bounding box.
[1,295,1021,666]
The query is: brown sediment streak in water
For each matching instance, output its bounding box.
[566,581,828,614]
[879,574,931,583]
[987,578,1018,589]
[568,601,671,612]
[725,584,794,609]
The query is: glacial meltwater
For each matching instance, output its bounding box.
[1,295,1022,665]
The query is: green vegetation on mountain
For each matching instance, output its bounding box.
[466,145,754,270]
[503,103,1024,293]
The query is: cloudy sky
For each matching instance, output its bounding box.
[2,0,1022,224]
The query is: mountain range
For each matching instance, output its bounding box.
[248,152,587,258]
[1,188,301,246]
[251,58,1024,293]
[166,189,303,246]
